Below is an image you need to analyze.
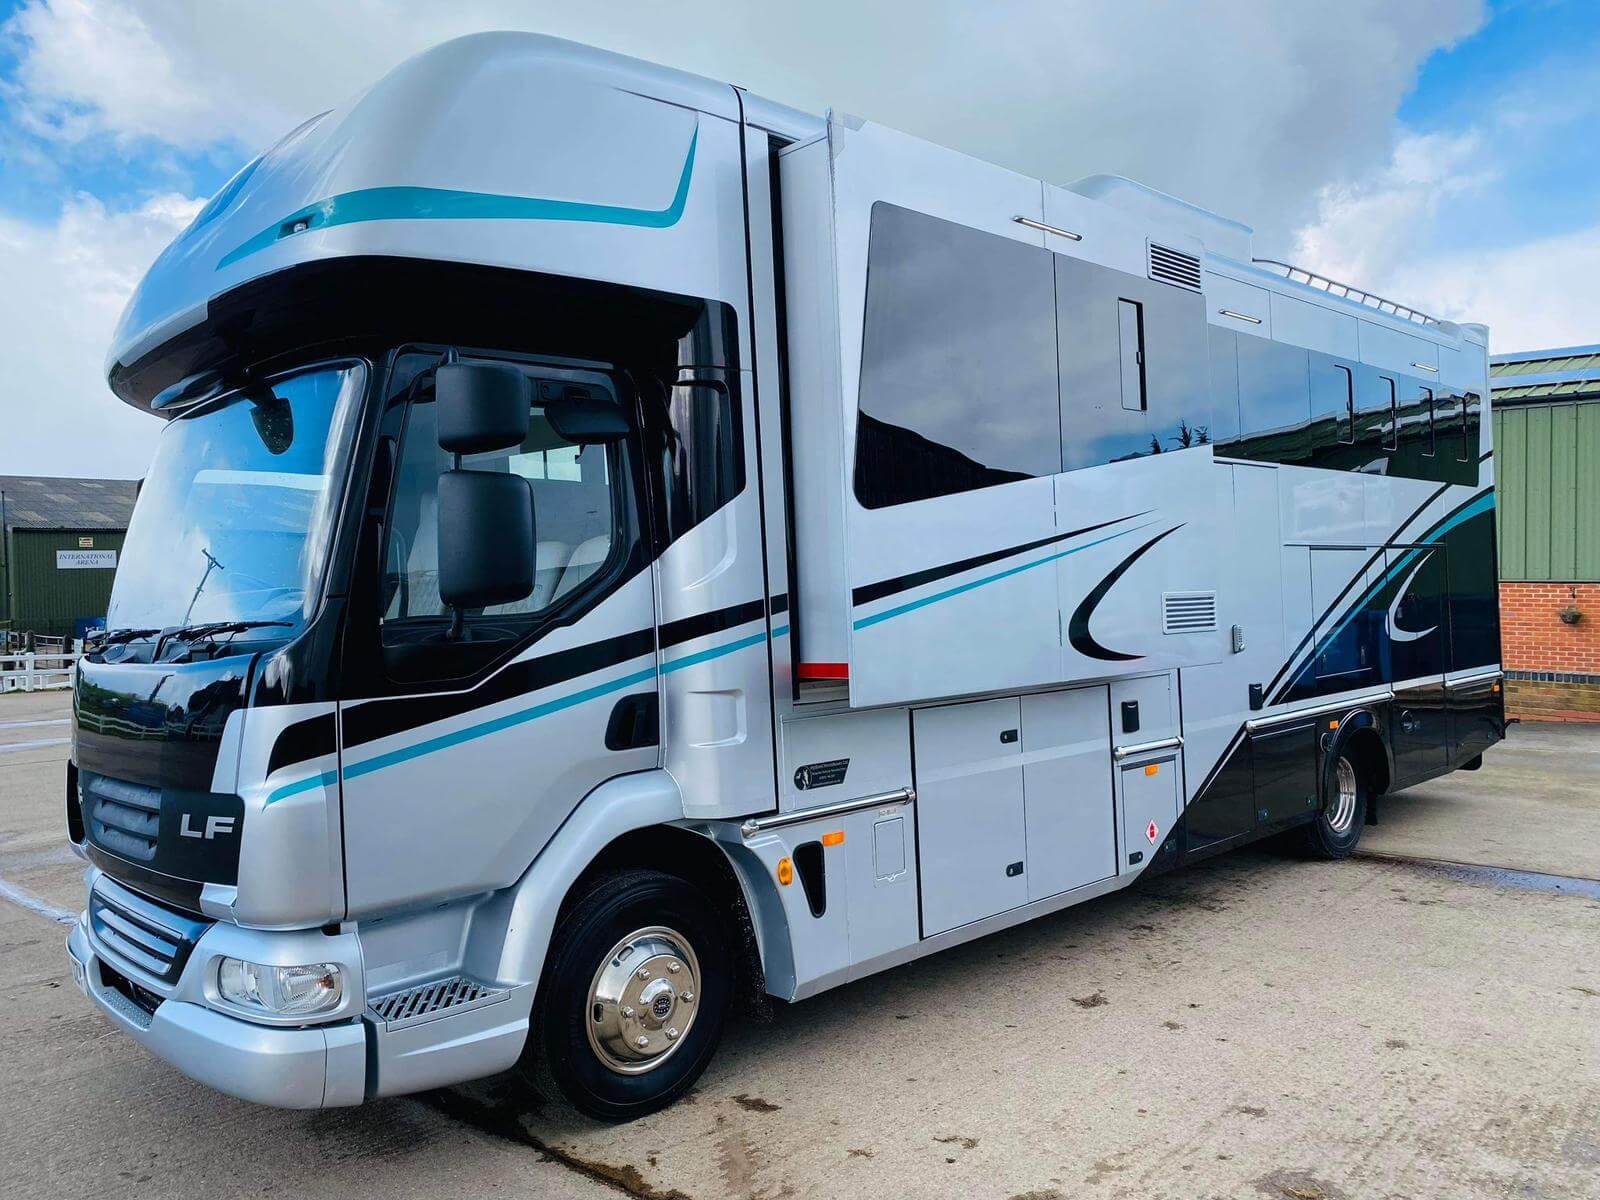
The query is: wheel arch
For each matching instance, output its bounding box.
[1327,709,1390,799]
[476,769,791,1010]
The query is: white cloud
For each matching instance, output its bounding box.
[1391,226,1600,352]
[7,0,1487,239]
[1,0,1496,476]
[0,192,201,478]
[1291,129,1495,286]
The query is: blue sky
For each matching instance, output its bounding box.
[2,0,1598,477]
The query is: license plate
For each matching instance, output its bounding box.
[71,956,87,994]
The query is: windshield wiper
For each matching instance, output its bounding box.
[88,627,162,650]
[170,620,293,644]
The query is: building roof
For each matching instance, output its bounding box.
[0,476,138,531]
[1490,344,1600,403]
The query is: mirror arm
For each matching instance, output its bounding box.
[444,447,466,642]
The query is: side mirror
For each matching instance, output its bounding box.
[436,363,530,454]
[545,385,629,444]
[437,470,535,611]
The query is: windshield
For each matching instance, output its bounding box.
[107,362,365,637]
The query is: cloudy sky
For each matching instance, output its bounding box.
[2,0,1597,478]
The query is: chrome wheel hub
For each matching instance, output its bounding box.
[586,926,700,1074]
[1327,757,1358,835]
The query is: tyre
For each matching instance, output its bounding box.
[524,868,731,1121]
[1299,751,1368,859]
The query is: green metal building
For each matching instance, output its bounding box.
[0,476,138,642]
[1491,346,1600,581]
[1489,345,1600,721]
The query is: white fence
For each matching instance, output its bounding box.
[0,650,81,693]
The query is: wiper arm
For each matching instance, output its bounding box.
[88,627,162,649]
[170,620,293,643]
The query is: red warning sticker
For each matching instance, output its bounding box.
[1146,820,1160,844]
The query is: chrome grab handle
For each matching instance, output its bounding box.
[741,788,915,838]
[1112,735,1183,762]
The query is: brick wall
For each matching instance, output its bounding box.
[1499,582,1600,721]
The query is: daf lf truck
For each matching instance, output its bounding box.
[66,33,1502,1120]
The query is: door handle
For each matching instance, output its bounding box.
[605,693,659,751]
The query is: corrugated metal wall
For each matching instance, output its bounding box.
[1494,402,1600,581]
[4,528,126,638]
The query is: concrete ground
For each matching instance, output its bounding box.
[3,693,1597,1200]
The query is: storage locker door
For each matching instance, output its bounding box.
[913,697,1028,935]
[1119,756,1180,870]
[1021,688,1115,901]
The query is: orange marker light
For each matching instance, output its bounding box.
[1144,763,1160,776]
[1329,719,1340,729]
[822,830,845,847]
[776,857,793,886]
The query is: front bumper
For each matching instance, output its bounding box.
[67,918,366,1109]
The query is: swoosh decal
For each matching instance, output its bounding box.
[1385,548,1438,644]
[851,511,1152,607]
[1067,526,1185,661]
[219,127,698,270]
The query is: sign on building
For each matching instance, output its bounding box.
[56,549,118,570]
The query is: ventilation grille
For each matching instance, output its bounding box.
[369,975,506,1029]
[89,879,207,985]
[1148,242,1203,292]
[1163,591,1218,634]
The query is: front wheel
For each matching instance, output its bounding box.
[524,869,731,1121]
[1299,752,1368,859]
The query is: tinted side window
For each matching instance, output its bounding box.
[383,379,625,636]
[1057,256,1211,470]
[1218,334,1310,464]
[1305,354,1358,470]
[642,373,745,544]
[1207,326,1242,447]
[855,203,1060,508]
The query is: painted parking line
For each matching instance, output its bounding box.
[0,718,70,731]
[0,738,70,754]
[0,877,76,925]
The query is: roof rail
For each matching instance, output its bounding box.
[1252,259,1440,327]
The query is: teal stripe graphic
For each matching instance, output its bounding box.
[854,523,1155,631]
[262,616,785,806]
[219,128,697,270]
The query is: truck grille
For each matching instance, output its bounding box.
[81,772,161,863]
[89,878,209,985]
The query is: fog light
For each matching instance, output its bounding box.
[217,957,343,1017]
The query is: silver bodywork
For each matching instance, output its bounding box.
[73,32,1499,1108]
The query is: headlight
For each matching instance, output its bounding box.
[217,957,343,1017]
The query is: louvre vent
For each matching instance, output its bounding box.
[1148,242,1203,292]
[1163,591,1218,634]
[369,975,507,1029]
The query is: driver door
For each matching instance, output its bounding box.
[338,351,658,916]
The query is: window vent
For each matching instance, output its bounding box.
[1162,591,1218,634]
[1148,242,1203,292]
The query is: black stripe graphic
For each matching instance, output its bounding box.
[851,512,1151,608]
[267,713,336,778]
[340,627,658,751]
[1067,526,1185,661]
[659,599,767,650]
[335,596,772,757]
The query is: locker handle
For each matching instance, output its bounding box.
[1113,735,1183,761]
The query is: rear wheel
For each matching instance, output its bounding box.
[525,869,731,1122]
[1300,752,1368,859]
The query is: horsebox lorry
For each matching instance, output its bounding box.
[65,33,1502,1120]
